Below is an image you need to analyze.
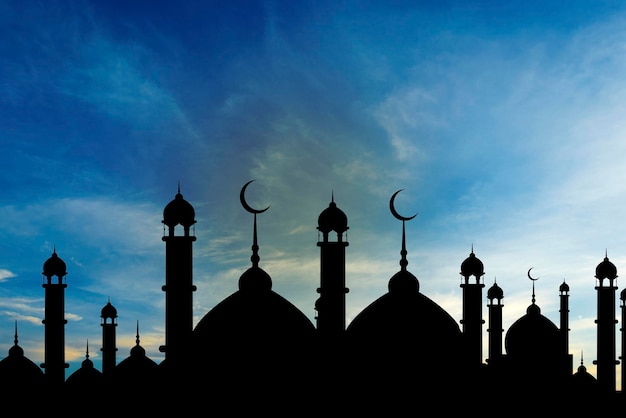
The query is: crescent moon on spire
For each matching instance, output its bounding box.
[527,267,539,281]
[390,189,417,221]
[240,180,270,214]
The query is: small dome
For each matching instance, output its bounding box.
[460,250,484,278]
[560,281,570,292]
[163,190,196,228]
[42,250,66,278]
[101,301,118,319]
[317,196,348,235]
[388,269,419,294]
[488,282,504,300]
[238,266,272,293]
[620,288,626,301]
[595,255,617,281]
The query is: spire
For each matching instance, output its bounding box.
[13,320,18,346]
[240,180,270,268]
[389,189,417,272]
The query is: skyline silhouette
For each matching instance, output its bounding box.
[0,182,624,414]
[2,2,626,403]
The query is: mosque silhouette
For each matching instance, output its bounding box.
[0,180,624,414]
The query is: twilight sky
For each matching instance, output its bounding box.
[2,0,626,385]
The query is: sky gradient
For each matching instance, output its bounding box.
[2,0,626,385]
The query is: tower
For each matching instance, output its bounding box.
[160,185,197,370]
[41,248,69,385]
[619,289,626,396]
[559,281,570,362]
[459,246,485,366]
[315,192,349,338]
[593,252,618,394]
[487,279,504,365]
[100,299,118,375]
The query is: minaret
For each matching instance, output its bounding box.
[159,184,197,370]
[315,192,349,338]
[459,246,485,366]
[619,289,626,396]
[100,298,118,375]
[486,278,504,365]
[559,280,570,362]
[41,247,69,385]
[593,251,618,394]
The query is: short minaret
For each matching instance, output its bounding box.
[100,298,118,375]
[593,251,618,394]
[486,278,504,365]
[41,248,69,385]
[160,184,197,370]
[559,280,570,362]
[315,192,349,338]
[459,246,485,366]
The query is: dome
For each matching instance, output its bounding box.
[101,300,118,319]
[388,269,419,294]
[595,255,617,281]
[460,250,484,278]
[163,190,196,228]
[560,281,570,292]
[621,288,626,301]
[42,250,66,278]
[505,303,561,358]
[238,266,272,292]
[317,196,348,235]
[487,282,504,300]
[0,340,45,389]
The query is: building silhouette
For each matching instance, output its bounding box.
[0,182,625,414]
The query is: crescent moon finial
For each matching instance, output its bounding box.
[389,189,417,222]
[527,267,539,281]
[240,180,270,214]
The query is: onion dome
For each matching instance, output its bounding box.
[488,281,504,300]
[42,248,66,278]
[460,248,484,279]
[595,252,617,281]
[0,323,45,389]
[101,300,118,319]
[317,193,348,236]
[65,342,103,388]
[505,302,561,358]
[559,281,570,292]
[112,324,159,388]
[163,186,196,228]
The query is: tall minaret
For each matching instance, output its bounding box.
[315,192,349,338]
[593,251,618,394]
[459,246,485,366]
[100,298,118,375]
[41,248,69,385]
[619,289,626,396]
[159,184,197,370]
[559,280,570,361]
[486,279,504,366]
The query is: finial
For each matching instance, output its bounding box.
[528,267,539,304]
[389,189,417,272]
[471,243,474,254]
[13,320,18,346]
[86,339,90,359]
[135,320,140,346]
[177,180,181,194]
[240,180,270,268]
[331,190,334,203]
